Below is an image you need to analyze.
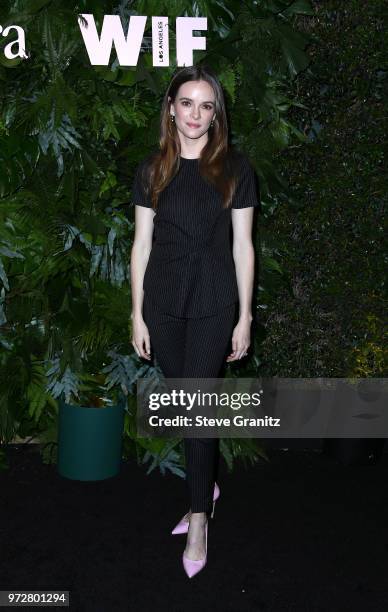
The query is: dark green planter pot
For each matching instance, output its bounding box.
[57,394,126,481]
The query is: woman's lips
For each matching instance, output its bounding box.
[187,123,200,128]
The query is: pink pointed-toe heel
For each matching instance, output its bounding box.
[182,518,208,578]
[171,481,220,535]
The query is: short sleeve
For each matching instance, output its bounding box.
[231,154,260,209]
[131,159,152,208]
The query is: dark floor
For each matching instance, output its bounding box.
[0,443,387,612]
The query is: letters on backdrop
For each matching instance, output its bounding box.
[0,15,207,67]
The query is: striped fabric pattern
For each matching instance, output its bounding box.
[131,151,260,318]
[142,295,237,513]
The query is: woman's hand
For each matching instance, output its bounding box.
[226,314,252,362]
[131,314,151,360]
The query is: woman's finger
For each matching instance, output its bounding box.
[238,346,249,359]
[132,341,140,357]
[144,332,151,356]
[143,339,151,359]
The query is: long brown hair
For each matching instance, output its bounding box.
[140,64,239,210]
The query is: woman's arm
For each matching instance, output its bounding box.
[130,205,155,358]
[232,207,255,321]
[227,207,255,361]
[131,205,154,318]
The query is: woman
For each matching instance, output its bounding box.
[130,64,260,578]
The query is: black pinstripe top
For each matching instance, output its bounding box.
[131,150,260,318]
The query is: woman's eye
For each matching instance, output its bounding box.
[181,101,213,110]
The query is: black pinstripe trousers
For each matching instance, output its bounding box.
[142,294,237,514]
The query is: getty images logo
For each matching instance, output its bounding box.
[0,14,207,67]
[78,14,207,67]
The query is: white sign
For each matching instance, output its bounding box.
[77,14,207,67]
[0,15,207,66]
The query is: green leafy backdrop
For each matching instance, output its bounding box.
[0,0,385,473]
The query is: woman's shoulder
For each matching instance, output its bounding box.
[137,149,159,171]
[224,148,253,176]
[133,150,160,189]
[228,147,253,163]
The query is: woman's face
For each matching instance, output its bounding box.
[169,80,216,139]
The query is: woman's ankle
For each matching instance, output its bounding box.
[190,511,208,523]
